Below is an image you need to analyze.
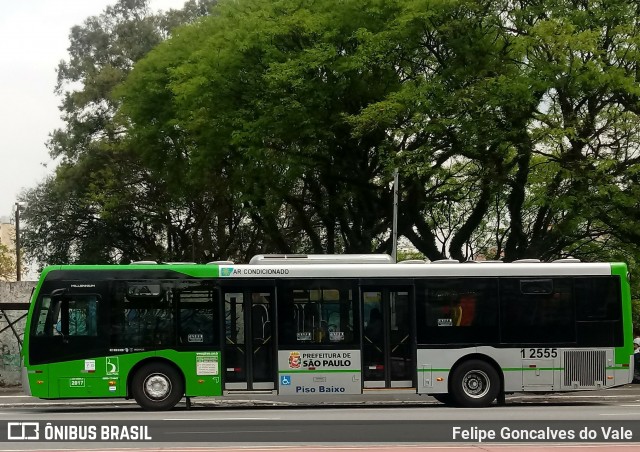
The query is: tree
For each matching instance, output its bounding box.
[21,0,217,264]
[338,0,640,263]
[118,0,411,256]
[22,0,640,280]
[0,243,16,281]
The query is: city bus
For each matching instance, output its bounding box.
[22,254,634,410]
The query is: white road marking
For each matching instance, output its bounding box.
[164,418,282,421]
[512,394,636,399]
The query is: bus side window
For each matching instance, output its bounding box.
[457,294,476,326]
[500,277,574,343]
[49,295,99,337]
[176,282,217,346]
[34,297,52,336]
[278,282,357,346]
[68,297,98,336]
[415,278,498,344]
[110,281,175,347]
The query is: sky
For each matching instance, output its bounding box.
[0,0,187,221]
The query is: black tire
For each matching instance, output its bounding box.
[450,359,500,408]
[634,354,640,383]
[131,362,184,411]
[432,393,457,406]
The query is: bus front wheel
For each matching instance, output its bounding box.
[131,362,184,411]
[451,359,499,408]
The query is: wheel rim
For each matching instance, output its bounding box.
[143,373,172,401]
[461,369,490,399]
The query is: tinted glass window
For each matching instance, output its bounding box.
[33,294,98,337]
[177,282,218,346]
[29,286,105,365]
[33,296,52,336]
[520,279,553,295]
[500,278,574,344]
[278,280,358,347]
[110,281,174,348]
[575,276,621,321]
[415,278,499,344]
[575,276,623,347]
[67,297,98,336]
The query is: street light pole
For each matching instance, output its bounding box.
[392,169,399,263]
[15,202,21,281]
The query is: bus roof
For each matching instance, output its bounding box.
[39,259,623,280]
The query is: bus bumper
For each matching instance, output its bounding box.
[21,358,31,396]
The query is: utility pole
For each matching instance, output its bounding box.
[392,169,399,263]
[15,202,21,281]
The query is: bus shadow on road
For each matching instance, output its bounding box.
[30,399,609,414]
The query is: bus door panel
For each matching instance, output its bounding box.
[251,295,273,387]
[389,289,412,385]
[221,283,275,391]
[223,291,246,387]
[361,285,414,389]
[362,290,384,386]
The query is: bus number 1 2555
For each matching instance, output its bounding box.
[521,348,558,359]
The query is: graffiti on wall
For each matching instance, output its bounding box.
[0,281,33,386]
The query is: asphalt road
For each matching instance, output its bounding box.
[0,385,640,450]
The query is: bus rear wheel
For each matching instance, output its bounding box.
[451,359,499,408]
[131,362,184,411]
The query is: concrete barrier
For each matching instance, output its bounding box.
[0,281,36,386]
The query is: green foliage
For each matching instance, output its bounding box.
[633,299,640,336]
[118,0,407,255]
[21,0,640,277]
[23,0,217,265]
[396,249,426,262]
[0,243,16,281]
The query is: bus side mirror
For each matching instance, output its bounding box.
[50,288,68,300]
[50,288,69,342]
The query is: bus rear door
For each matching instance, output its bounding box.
[361,284,414,389]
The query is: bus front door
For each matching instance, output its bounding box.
[362,287,414,389]
[222,286,275,391]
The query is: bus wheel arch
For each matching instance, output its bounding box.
[449,354,503,408]
[128,358,185,411]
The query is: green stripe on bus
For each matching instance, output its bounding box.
[420,367,625,372]
[419,368,565,372]
[418,366,629,372]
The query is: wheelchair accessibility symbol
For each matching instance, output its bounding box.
[280,375,291,386]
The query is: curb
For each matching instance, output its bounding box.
[0,396,632,410]
[0,399,438,409]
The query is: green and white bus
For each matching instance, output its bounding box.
[23,254,634,410]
